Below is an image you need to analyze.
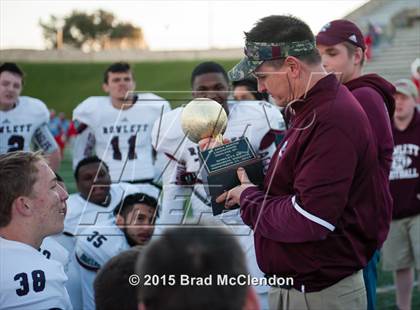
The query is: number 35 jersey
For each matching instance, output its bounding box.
[0,237,72,310]
[72,95,171,182]
[75,219,130,271]
[75,219,130,310]
[0,96,57,154]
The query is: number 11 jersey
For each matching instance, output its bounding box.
[72,95,171,182]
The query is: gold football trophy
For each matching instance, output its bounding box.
[181,98,228,145]
[181,98,264,215]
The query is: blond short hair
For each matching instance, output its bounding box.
[0,151,44,227]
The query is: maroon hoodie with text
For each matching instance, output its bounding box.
[240,74,382,292]
[389,109,420,219]
[345,73,395,247]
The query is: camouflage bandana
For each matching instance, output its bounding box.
[228,40,316,81]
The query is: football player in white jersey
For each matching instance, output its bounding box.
[152,62,284,309]
[41,232,85,310]
[75,192,157,310]
[42,172,83,310]
[65,156,155,236]
[38,173,70,261]
[0,63,61,171]
[64,156,156,309]
[72,62,171,188]
[0,151,71,310]
[233,77,270,102]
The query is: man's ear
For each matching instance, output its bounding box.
[13,197,33,217]
[102,82,110,94]
[115,213,125,227]
[285,56,301,79]
[243,287,260,310]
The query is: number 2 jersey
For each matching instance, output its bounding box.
[0,96,58,154]
[0,237,72,310]
[72,94,171,182]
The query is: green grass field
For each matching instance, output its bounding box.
[24,62,420,309]
[377,269,419,309]
[19,61,238,116]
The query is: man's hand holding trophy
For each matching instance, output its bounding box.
[181,98,263,215]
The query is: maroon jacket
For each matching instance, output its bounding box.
[240,74,381,292]
[345,74,395,247]
[389,109,420,219]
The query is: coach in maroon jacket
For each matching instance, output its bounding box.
[382,79,420,310]
[211,15,383,309]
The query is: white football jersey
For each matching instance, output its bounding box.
[64,182,140,236]
[152,100,284,296]
[39,236,69,269]
[0,96,58,154]
[75,218,130,310]
[50,234,83,310]
[0,237,72,310]
[75,218,130,269]
[72,94,171,182]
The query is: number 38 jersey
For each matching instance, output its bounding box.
[0,96,58,155]
[72,95,171,182]
[0,237,72,310]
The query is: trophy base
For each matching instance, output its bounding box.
[198,137,264,216]
[205,159,264,216]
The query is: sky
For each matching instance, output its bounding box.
[0,0,368,51]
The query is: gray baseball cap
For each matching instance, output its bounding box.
[394,79,418,98]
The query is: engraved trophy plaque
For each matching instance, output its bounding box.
[181,98,263,215]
